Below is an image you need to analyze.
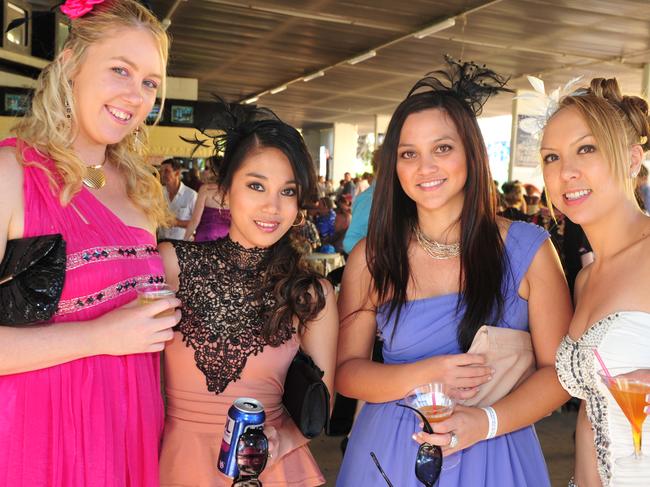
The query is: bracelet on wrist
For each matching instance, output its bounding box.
[480,406,498,440]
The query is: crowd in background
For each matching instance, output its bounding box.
[165,160,377,258]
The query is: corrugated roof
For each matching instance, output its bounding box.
[153,0,650,129]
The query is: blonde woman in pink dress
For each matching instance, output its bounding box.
[0,2,178,485]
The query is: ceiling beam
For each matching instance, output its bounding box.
[232,0,505,103]
[203,0,408,32]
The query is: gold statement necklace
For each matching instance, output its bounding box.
[414,225,461,259]
[82,158,107,189]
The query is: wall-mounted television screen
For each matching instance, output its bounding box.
[170,105,194,124]
[5,92,29,115]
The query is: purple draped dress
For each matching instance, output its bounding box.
[337,221,552,487]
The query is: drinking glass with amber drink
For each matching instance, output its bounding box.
[402,382,459,471]
[597,368,650,468]
[136,283,176,317]
[404,383,456,424]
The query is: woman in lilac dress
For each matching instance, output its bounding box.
[335,59,573,486]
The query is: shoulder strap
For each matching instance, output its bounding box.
[505,221,549,287]
[9,139,74,238]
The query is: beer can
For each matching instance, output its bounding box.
[218,397,265,478]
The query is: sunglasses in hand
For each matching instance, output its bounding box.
[231,429,269,487]
[370,403,443,487]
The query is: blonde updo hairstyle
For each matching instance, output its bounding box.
[14,0,172,226]
[547,77,650,207]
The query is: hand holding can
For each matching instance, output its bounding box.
[218,398,267,479]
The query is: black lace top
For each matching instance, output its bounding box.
[171,237,294,394]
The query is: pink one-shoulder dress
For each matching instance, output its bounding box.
[0,138,165,486]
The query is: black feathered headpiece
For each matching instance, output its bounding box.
[180,95,281,158]
[407,55,513,116]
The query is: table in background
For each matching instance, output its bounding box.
[303,252,345,277]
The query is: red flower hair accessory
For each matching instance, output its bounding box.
[60,0,105,19]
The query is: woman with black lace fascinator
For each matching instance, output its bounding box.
[158,100,338,486]
[335,57,572,486]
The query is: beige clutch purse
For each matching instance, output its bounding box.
[459,325,536,407]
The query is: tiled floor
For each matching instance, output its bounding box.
[311,410,577,486]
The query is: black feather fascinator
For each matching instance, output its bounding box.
[407,55,513,116]
[180,95,280,158]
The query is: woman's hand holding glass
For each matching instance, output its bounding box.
[427,353,493,401]
[413,404,490,455]
[91,296,181,355]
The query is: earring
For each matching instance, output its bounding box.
[64,99,72,119]
[64,98,72,130]
[129,126,142,152]
[292,211,306,227]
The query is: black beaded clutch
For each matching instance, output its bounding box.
[0,234,66,325]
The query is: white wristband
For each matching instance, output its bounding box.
[481,406,498,440]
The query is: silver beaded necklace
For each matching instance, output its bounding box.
[413,225,461,260]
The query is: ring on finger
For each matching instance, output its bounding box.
[448,431,459,449]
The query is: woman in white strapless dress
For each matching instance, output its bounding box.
[540,77,650,486]
[556,312,650,486]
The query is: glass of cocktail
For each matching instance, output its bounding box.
[404,383,456,424]
[402,383,459,471]
[597,368,650,467]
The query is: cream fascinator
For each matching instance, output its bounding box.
[517,76,586,137]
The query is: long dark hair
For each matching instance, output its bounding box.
[212,113,326,344]
[367,62,508,351]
